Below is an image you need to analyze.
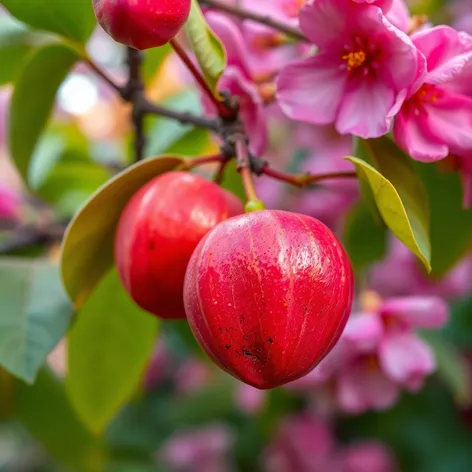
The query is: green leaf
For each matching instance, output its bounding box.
[9,42,79,180]
[347,137,431,272]
[221,160,245,202]
[2,0,96,43]
[67,269,159,434]
[0,16,39,85]
[343,202,388,273]
[422,331,472,408]
[416,163,472,277]
[15,369,106,470]
[0,259,72,383]
[37,161,111,217]
[185,0,227,94]
[60,155,183,308]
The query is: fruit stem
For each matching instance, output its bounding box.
[261,167,358,188]
[234,136,265,210]
[213,159,229,184]
[199,0,308,42]
[170,38,235,119]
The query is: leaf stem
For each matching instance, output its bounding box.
[181,154,226,170]
[200,0,308,42]
[234,136,262,206]
[170,38,234,119]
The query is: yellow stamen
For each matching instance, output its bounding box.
[342,50,366,71]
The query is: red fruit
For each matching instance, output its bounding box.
[115,171,243,319]
[184,210,354,389]
[93,0,191,50]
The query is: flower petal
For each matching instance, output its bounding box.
[342,313,384,351]
[379,332,435,388]
[336,78,394,138]
[393,108,449,161]
[380,296,449,328]
[338,362,399,413]
[277,54,346,125]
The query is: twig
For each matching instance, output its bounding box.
[213,159,229,184]
[139,100,219,130]
[234,135,262,207]
[83,56,124,95]
[200,0,308,42]
[170,38,235,119]
[124,48,146,162]
[261,167,357,188]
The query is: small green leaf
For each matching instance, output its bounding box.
[2,0,96,43]
[185,0,227,94]
[221,160,245,202]
[8,42,79,179]
[60,155,183,308]
[0,259,72,383]
[15,369,105,470]
[347,137,431,272]
[67,269,159,434]
[343,202,388,273]
[422,331,472,408]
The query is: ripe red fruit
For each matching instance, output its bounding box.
[184,210,354,389]
[93,0,191,50]
[115,171,243,319]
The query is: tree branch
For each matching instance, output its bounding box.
[261,167,357,188]
[200,0,308,42]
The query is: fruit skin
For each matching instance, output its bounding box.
[93,0,191,50]
[114,171,243,320]
[184,210,354,389]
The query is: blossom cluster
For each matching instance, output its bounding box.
[208,0,472,205]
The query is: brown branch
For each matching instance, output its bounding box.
[261,167,357,188]
[200,0,308,42]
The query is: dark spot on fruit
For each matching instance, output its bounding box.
[148,240,156,250]
[225,345,231,349]
[242,349,260,361]
[268,337,273,343]
[218,327,222,331]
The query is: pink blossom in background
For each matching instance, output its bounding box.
[296,294,448,413]
[294,124,358,230]
[394,26,472,161]
[143,342,172,391]
[174,358,212,395]
[335,442,396,472]
[264,414,336,472]
[0,184,20,221]
[235,383,266,414]
[203,12,268,155]
[450,0,472,35]
[277,0,422,138]
[158,425,235,472]
[370,237,472,299]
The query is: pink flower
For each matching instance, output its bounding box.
[174,358,212,395]
[370,236,472,299]
[264,414,335,472]
[0,184,21,221]
[354,0,392,11]
[235,382,266,414]
[204,12,268,156]
[385,0,411,32]
[336,442,396,472]
[143,342,172,391]
[394,26,472,161]
[309,294,448,413]
[276,0,421,138]
[157,425,235,472]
